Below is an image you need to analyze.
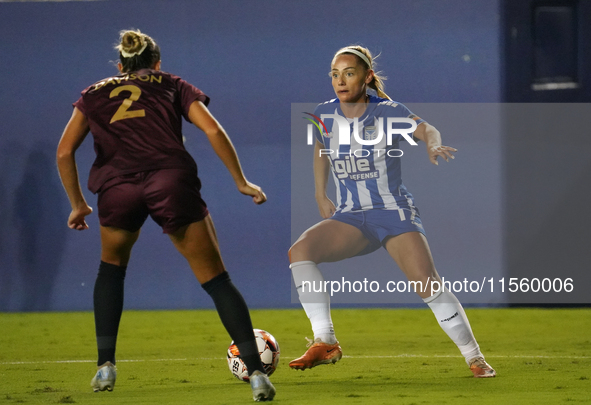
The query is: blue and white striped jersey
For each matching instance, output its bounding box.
[314,95,425,213]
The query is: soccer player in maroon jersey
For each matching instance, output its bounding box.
[56,29,275,401]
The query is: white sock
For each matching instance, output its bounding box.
[424,288,483,364]
[290,261,337,344]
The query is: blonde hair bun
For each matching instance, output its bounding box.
[116,30,148,58]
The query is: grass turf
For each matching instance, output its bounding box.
[0,308,590,404]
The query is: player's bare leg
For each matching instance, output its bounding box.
[288,220,369,370]
[100,226,140,267]
[290,219,371,264]
[170,215,276,400]
[383,231,439,299]
[168,214,225,283]
[385,232,495,378]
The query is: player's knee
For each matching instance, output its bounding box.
[100,251,131,267]
[288,239,316,264]
[288,244,298,264]
[288,241,303,263]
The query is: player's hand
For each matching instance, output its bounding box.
[428,145,457,165]
[316,195,336,219]
[238,182,267,205]
[67,205,93,230]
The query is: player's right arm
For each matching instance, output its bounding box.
[56,107,93,230]
[313,140,336,218]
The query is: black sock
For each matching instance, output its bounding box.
[202,272,264,375]
[93,261,126,366]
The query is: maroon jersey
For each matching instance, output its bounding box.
[73,69,209,193]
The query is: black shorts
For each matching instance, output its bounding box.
[97,169,208,234]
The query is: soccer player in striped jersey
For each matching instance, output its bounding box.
[289,45,495,378]
[57,29,275,401]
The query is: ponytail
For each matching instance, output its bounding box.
[369,73,390,100]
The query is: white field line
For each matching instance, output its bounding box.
[1,354,589,366]
[345,354,591,359]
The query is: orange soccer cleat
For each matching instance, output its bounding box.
[289,338,342,370]
[469,357,496,378]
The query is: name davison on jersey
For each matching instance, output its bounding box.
[93,73,163,91]
[331,155,380,181]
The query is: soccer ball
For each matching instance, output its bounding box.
[227,329,280,382]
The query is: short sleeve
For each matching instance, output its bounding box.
[176,78,210,122]
[398,104,425,127]
[395,103,426,143]
[72,95,86,116]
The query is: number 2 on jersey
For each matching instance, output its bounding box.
[109,85,146,124]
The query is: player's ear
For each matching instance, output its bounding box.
[154,60,161,71]
[365,69,374,84]
[117,62,123,73]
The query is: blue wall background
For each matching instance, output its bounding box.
[0,0,502,311]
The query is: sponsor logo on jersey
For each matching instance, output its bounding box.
[332,155,380,181]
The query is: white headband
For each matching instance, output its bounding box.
[335,48,372,68]
[120,41,148,58]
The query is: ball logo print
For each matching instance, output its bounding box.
[227,329,280,382]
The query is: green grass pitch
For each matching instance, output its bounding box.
[1,308,590,404]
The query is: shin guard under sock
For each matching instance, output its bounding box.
[424,288,483,364]
[290,261,336,344]
[93,261,126,366]
[202,272,264,375]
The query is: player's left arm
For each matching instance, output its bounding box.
[187,100,266,205]
[413,122,457,166]
[56,107,93,230]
